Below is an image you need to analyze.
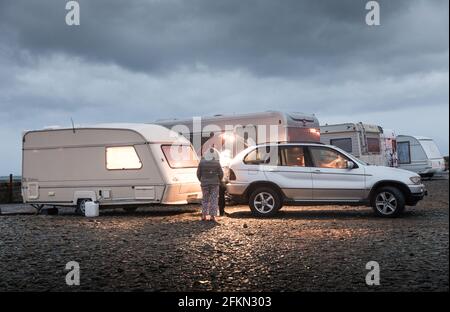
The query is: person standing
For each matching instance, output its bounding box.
[196,149,224,221]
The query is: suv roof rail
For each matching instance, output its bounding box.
[264,141,324,145]
[277,141,324,145]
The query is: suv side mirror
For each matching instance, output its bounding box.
[346,161,355,169]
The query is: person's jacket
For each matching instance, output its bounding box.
[196,158,224,187]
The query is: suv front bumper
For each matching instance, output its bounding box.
[407,184,427,205]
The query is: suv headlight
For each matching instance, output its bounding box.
[409,176,421,184]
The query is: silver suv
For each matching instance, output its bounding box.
[226,143,427,217]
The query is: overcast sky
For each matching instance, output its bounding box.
[0,0,448,175]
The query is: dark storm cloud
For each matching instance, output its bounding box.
[0,0,448,174]
[1,0,446,77]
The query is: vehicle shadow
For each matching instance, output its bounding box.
[57,206,199,217]
[226,208,417,220]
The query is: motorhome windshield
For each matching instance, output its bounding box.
[419,140,442,159]
[161,145,199,168]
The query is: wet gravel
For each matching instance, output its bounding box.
[0,179,448,292]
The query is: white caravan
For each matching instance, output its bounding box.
[320,123,396,167]
[22,124,202,214]
[156,111,321,165]
[396,135,445,177]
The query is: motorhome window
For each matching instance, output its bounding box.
[280,146,307,167]
[309,147,350,169]
[287,127,320,142]
[397,142,411,164]
[161,145,199,169]
[367,138,381,154]
[330,138,352,153]
[106,146,142,170]
[243,148,271,165]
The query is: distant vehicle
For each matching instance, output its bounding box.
[21,124,201,214]
[320,122,397,167]
[156,111,321,166]
[227,142,426,218]
[396,135,445,178]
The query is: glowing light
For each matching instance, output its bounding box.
[219,149,233,167]
[106,146,142,170]
[309,128,320,136]
[222,132,236,142]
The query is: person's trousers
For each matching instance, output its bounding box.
[201,185,219,216]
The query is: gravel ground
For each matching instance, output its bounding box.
[0,179,448,292]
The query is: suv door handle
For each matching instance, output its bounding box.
[313,169,321,173]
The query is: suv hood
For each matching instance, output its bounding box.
[364,165,419,181]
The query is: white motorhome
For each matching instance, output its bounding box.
[156,111,320,165]
[320,122,396,167]
[22,124,202,214]
[396,135,445,177]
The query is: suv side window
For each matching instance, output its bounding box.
[243,147,272,165]
[309,146,351,169]
[280,146,310,167]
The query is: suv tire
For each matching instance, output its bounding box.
[248,187,282,217]
[371,186,405,218]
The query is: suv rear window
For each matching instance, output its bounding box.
[280,146,307,167]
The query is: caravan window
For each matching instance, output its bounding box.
[397,142,411,164]
[330,138,352,153]
[106,146,142,170]
[367,138,381,154]
[161,145,199,168]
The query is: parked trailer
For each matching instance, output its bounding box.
[320,122,396,167]
[22,124,201,214]
[396,135,445,178]
[156,111,320,164]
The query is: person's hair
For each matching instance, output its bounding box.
[204,147,220,161]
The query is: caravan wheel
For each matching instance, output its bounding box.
[76,199,91,216]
